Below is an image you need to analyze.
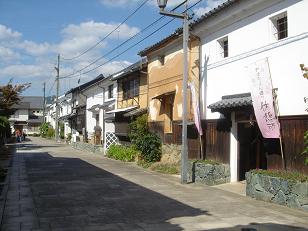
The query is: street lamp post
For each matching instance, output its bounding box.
[156,0,189,184]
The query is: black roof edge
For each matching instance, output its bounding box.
[111,58,147,80]
[65,73,105,95]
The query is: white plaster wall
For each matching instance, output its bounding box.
[84,79,117,140]
[85,88,104,136]
[199,0,308,119]
[13,109,29,121]
[105,122,115,134]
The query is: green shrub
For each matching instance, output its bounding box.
[0,116,11,141]
[107,144,139,162]
[128,114,148,143]
[39,122,50,137]
[250,169,308,182]
[128,114,162,163]
[135,133,161,163]
[47,127,55,138]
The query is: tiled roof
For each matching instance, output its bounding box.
[13,97,44,109]
[138,0,238,56]
[66,74,105,94]
[123,107,147,117]
[111,58,147,80]
[208,93,252,112]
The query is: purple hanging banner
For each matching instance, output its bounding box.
[248,59,280,138]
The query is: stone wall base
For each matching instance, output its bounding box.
[246,172,308,212]
[71,142,104,154]
[188,162,230,186]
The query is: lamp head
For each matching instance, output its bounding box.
[157,0,168,10]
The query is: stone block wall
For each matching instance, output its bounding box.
[188,161,230,186]
[246,172,308,211]
[71,142,104,154]
[161,144,181,164]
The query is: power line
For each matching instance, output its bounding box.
[60,0,190,79]
[47,79,56,97]
[61,0,150,61]
[62,18,176,79]
[61,0,203,79]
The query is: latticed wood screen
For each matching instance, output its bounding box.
[105,132,119,150]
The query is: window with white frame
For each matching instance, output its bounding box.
[271,12,288,40]
[218,36,228,58]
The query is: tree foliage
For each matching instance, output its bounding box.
[39,122,50,137]
[0,116,11,144]
[128,114,162,163]
[0,80,30,116]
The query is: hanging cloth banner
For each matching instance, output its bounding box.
[188,82,203,136]
[248,58,280,138]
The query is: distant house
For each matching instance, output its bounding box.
[45,102,56,128]
[58,93,73,138]
[9,96,44,135]
[81,75,116,146]
[65,80,91,142]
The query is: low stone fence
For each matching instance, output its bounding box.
[246,172,308,211]
[71,142,104,154]
[188,161,230,186]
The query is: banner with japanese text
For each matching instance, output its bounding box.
[248,59,280,138]
[188,82,203,136]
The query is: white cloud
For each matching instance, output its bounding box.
[57,20,139,58]
[0,46,20,62]
[97,60,132,75]
[17,40,51,56]
[0,24,21,40]
[0,21,138,95]
[61,20,139,40]
[193,0,227,18]
[0,64,47,78]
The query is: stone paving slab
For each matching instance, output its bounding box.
[1,137,308,231]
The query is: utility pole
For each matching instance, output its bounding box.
[43,82,46,122]
[55,54,60,142]
[157,0,189,184]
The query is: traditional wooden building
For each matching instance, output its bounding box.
[191,0,308,179]
[139,29,201,159]
[106,59,148,145]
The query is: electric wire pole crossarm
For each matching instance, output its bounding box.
[156,0,189,184]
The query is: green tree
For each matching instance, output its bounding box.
[0,80,30,116]
[39,122,50,137]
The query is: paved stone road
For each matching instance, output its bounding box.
[1,137,308,231]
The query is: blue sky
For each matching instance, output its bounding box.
[0,0,225,97]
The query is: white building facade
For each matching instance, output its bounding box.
[193,0,308,181]
[82,76,117,147]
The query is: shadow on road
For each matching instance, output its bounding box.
[22,148,207,230]
[12,140,308,231]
